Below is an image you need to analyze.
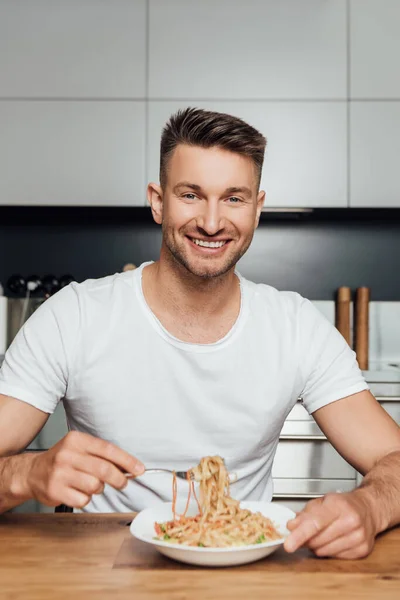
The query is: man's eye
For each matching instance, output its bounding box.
[183,193,197,200]
[227,196,241,203]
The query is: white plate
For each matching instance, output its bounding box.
[130,501,295,567]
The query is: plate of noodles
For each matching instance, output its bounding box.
[131,456,295,567]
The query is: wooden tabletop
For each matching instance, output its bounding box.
[0,514,399,600]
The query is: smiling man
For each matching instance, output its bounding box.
[0,108,400,559]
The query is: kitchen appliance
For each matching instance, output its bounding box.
[5,273,75,348]
[6,297,45,347]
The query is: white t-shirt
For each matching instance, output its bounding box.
[0,262,368,512]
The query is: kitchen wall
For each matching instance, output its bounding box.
[1,1,400,298]
[2,208,400,300]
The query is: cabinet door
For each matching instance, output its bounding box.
[350,102,400,207]
[379,401,400,424]
[350,0,400,99]
[149,0,346,100]
[0,101,146,206]
[272,478,356,512]
[148,101,347,208]
[272,439,356,479]
[0,0,146,98]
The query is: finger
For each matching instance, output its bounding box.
[55,486,91,509]
[67,432,145,476]
[311,529,366,557]
[64,468,105,497]
[284,510,336,553]
[307,517,359,551]
[66,453,130,490]
[287,499,322,530]
[286,513,307,530]
[335,542,372,560]
[286,517,298,531]
[88,438,145,476]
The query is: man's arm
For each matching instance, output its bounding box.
[0,393,49,512]
[0,394,145,514]
[284,390,400,558]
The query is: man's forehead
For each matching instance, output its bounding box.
[167,144,258,187]
[170,143,250,163]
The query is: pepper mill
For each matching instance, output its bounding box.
[335,287,351,346]
[354,287,370,371]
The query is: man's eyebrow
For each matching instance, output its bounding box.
[224,186,252,198]
[173,183,253,198]
[173,182,202,192]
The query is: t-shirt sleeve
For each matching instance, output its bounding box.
[298,298,369,414]
[0,284,81,414]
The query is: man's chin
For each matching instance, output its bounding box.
[175,254,235,279]
[186,267,231,279]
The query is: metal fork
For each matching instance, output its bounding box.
[124,468,237,482]
[123,469,194,480]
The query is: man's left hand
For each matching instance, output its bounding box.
[284,490,379,559]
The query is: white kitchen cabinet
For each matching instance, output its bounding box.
[0,0,146,98]
[350,102,400,207]
[272,478,355,513]
[148,101,347,207]
[272,439,356,479]
[149,0,347,100]
[350,0,400,99]
[0,101,146,206]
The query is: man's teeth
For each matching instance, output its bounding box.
[192,238,227,248]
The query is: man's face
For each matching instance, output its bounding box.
[150,144,265,279]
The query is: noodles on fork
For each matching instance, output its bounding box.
[154,456,281,548]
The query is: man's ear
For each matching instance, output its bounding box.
[147,183,163,225]
[254,190,266,228]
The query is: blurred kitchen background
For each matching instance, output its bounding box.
[1,0,400,512]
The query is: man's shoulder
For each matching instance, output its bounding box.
[72,270,135,298]
[241,275,306,312]
[41,269,139,319]
[241,276,330,337]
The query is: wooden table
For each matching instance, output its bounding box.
[0,514,399,599]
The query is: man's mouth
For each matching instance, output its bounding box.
[187,237,231,250]
[190,237,228,248]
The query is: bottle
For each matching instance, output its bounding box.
[0,283,8,358]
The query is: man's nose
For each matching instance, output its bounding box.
[197,201,224,235]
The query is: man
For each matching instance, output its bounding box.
[0,108,399,559]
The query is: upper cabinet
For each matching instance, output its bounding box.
[350,0,400,206]
[148,0,348,208]
[149,0,347,100]
[148,101,347,208]
[0,101,146,206]
[350,102,400,208]
[0,0,146,98]
[350,0,400,99]
[0,1,147,206]
[3,0,399,209]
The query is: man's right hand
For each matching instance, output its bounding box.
[26,431,145,509]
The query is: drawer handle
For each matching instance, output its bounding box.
[375,397,400,402]
[280,435,327,441]
[273,493,324,499]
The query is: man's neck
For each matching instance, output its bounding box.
[142,255,240,320]
[140,248,242,344]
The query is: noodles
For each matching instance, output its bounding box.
[154,456,281,548]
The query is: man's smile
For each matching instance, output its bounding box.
[186,236,232,252]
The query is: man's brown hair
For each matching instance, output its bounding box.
[160,107,267,189]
